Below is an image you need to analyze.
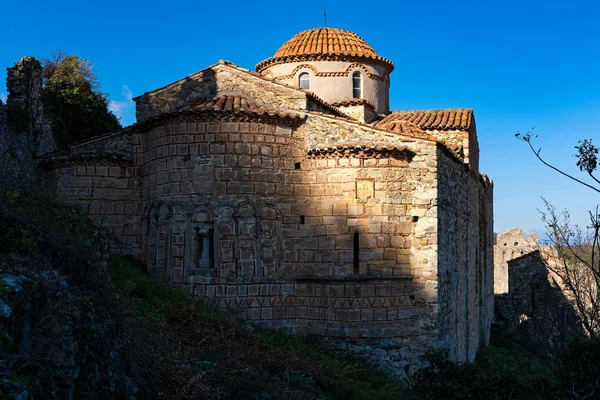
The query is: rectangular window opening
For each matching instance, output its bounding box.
[353,231,360,274]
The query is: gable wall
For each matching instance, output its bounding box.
[134,64,311,123]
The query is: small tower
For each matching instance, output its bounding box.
[256,28,394,122]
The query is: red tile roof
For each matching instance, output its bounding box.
[375,109,474,131]
[330,98,376,110]
[178,94,305,120]
[274,28,378,58]
[256,28,394,73]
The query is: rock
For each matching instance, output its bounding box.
[0,300,11,318]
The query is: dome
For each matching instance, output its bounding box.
[256,27,394,73]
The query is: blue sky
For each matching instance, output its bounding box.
[1,0,599,237]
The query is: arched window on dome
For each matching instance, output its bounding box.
[299,73,310,90]
[352,71,362,99]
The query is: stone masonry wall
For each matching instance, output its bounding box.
[495,252,582,348]
[132,112,441,377]
[436,147,493,362]
[45,131,143,255]
[134,63,310,123]
[46,61,492,376]
[493,228,538,294]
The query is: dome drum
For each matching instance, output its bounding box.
[257,28,393,115]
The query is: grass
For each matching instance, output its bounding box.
[107,254,408,399]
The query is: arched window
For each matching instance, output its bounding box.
[299,73,310,90]
[352,71,362,98]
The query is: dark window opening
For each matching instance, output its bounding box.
[412,216,419,223]
[196,227,214,268]
[353,231,360,274]
[352,71,362,98]
[295,162,301,170]
[299,215,305,224]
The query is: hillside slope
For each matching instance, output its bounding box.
[0,190,404,399]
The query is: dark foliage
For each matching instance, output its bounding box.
[42,54,121,147]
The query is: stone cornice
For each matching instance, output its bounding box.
[269,62,386,82]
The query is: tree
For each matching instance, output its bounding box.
[517,130,600,338]
[42,52,121,147]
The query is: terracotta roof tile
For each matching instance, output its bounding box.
[257,27,394,73]
[274,28,378,58]
[375,108,474,131]
[329,98,376,109]
[179,94,303,120]
[137,94,306,128]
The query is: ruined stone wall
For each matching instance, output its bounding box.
[495,252,582,347]
[436,147,493,362]
[5,56,55,156]
[0,57,56,190]
[493,228,538,294]
[45,131,143,254]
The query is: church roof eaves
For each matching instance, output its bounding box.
[136,93,307,129]
[330,98,377,110]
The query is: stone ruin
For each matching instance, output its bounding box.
[493,228,584,347]
[493,227,539,294]
[0,56,55,189]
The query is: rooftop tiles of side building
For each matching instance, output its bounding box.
[375,108,474,131]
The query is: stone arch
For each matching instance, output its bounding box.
[171,202,191,278]
[215,204,236,278]
[344,63,375,79]
[147,205,159,272]
[190,204,215,274]
[156,203,172,276]
[236,203,258,277]
[259,203,282,276]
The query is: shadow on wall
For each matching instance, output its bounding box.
[495,251,584,348]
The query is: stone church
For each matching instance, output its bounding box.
[41,27,494,376]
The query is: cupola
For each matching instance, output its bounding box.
[256,28,393,119]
